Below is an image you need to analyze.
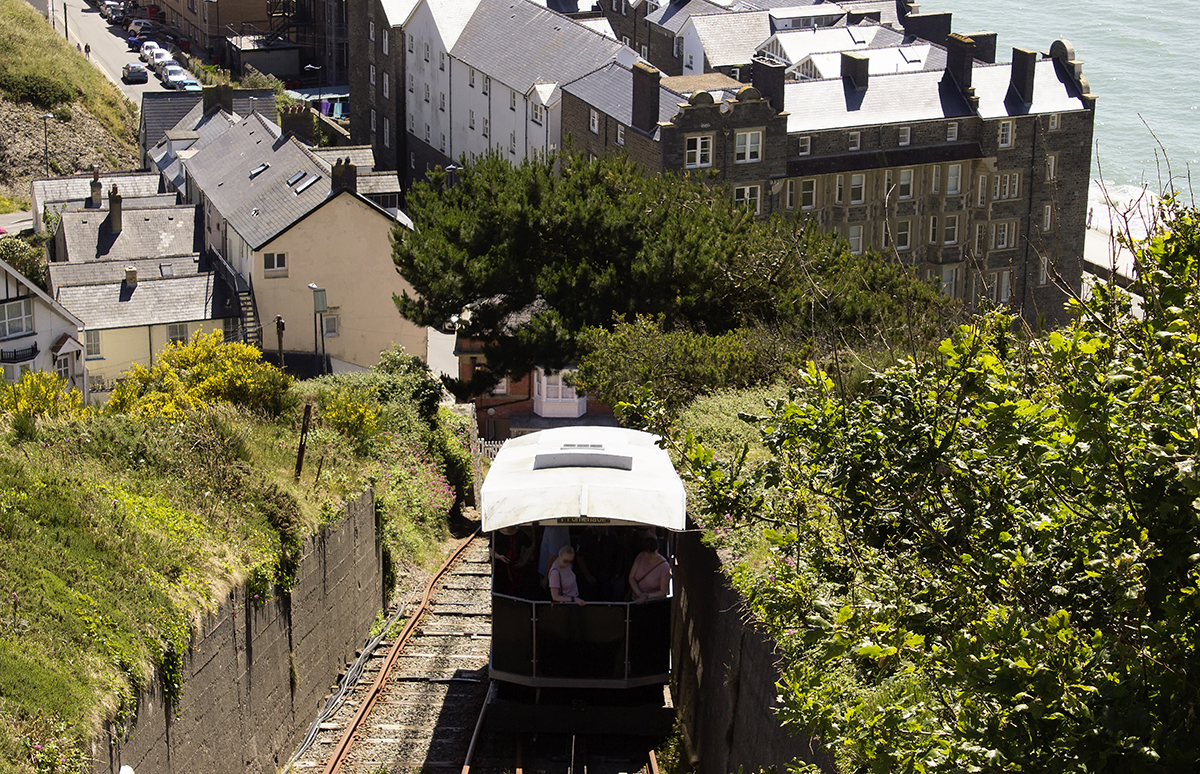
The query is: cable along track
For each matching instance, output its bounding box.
[290,534,493,774]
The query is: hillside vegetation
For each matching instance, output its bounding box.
[0,0,137,210]
[629,199,1200,772]
[0,335,471,773]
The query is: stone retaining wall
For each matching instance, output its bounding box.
[92,488,383,774]
[672,529,835,774]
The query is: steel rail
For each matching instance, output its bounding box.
[460,679,497,774]
[322,530,480,774]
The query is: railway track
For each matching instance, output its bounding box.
[286,532,663,774]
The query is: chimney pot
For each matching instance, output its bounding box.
[108,184,123,234]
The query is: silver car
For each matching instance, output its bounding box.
[162,65,189,90]
[139,40,161,62]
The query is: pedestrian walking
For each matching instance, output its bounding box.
[84,43,91,59]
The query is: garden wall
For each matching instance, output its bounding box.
[91,489,383,774]
[672,529,835,774]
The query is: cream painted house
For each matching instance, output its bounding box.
[0,256,87,397]
[184,112,426,371]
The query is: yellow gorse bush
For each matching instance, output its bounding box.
[109,332,292,417]
[0,370,85,418]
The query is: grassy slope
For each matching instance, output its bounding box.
[0,392,462,772]
[0,0,137,144]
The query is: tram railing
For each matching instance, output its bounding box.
[490,591,671,689]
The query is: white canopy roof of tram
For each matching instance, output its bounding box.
[480,427,687,532]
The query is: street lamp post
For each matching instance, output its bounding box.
[308,283,327,374]
[304,63,323,113]
[41,113,53,176]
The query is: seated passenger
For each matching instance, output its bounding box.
[492,525,534,595]
[548,545,586,606]
[629,537,671,604]
[538,524,571,590]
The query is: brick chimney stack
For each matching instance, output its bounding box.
[1009,47,1038,105]
[631,62,661,134]
[944,33,979,109]
[841,52,869,92]
[89,165,102,208]
[331,157,357,194]
[279,103,314,144]
[751,57,786,113]
[108,184,122,234]
[125,266,137,289]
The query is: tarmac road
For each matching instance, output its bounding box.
[42,0,172,103]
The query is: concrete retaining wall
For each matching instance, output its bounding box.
[672,529,835,774]
[92,489,383,774]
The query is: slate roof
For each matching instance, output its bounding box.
[311,145,379,172]
[50,254,202,290]
[357,171,404,196]
[783,68,973,131]
[563,62,689,138]
[645,0,726,34]
[453,0,627,103]
[661,71,742,93]
[973,58,1088,119]
[33,172,160,222]
[183,113,332,250]
[230,89,277,119]
[59,205,202,263]
[54,274,234,330]
[429,0,486,51]
[150,109,242,192]
[50,194,179,216]
[761,21,900,63]
[380,0,422,26]
[690,11,773,67]
[140,92,204,151]
[802,43,942,77]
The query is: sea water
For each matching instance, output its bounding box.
[925,0,1200,233]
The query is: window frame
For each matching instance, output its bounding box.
[85,329,101,359]
[1046,154,1057,181]
[1043,203,1053,232]
[946,122,958,141]
[1049,113,1061,131]
[0,298,32,340]
[263,252,287,273]
[848,130,860,151]
[382,71,389,99]
[616,124,625,145]
[167,322,189,345]
[929,215,939,244]
[589,109,599,134]
[998,120,1013,148]
[685,134,713,169]
[849,173,865,204]
[735,129,762,163]
[733,184,761,215]
[796,135,811,156]
[382,28,388,54]
[801,179,816,210]
[848,225,863,255]
[898,168,913,199]
[943,214,958,245]
[896,219,911,250]
[898,126,910,146]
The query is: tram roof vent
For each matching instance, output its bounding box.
[533,444,634,471]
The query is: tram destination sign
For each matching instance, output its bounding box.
[546,516,612,525]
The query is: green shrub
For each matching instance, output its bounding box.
[0,72,74,108]
[108,332,293,418]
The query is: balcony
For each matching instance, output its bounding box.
[0,342,38,364]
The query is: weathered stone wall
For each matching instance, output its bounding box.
[672,529,835,774]
[92,489,383,774]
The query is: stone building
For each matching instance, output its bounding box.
[563,34,1096,326]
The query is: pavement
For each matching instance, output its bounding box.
[0,211,35,235]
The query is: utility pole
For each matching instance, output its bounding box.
[274,315,285,371]
[63,2,67,40]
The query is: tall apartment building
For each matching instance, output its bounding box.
[563,34,1096,326]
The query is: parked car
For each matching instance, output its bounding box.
[147,49,173,74]
[99,1,119,20]
[127,19,156,35]
[127,32,154,50]
[180,77,202,92]
[153,54,178,79]
[121,62,149,83]
[162,65,188,90]
[139,40,161,62]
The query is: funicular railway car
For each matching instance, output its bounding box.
[480,427,684,733]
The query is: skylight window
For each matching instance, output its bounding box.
[249,163,270,179]
[286,170,305,186]
[294,175,321,194]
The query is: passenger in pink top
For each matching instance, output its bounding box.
[629,537,671,604]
